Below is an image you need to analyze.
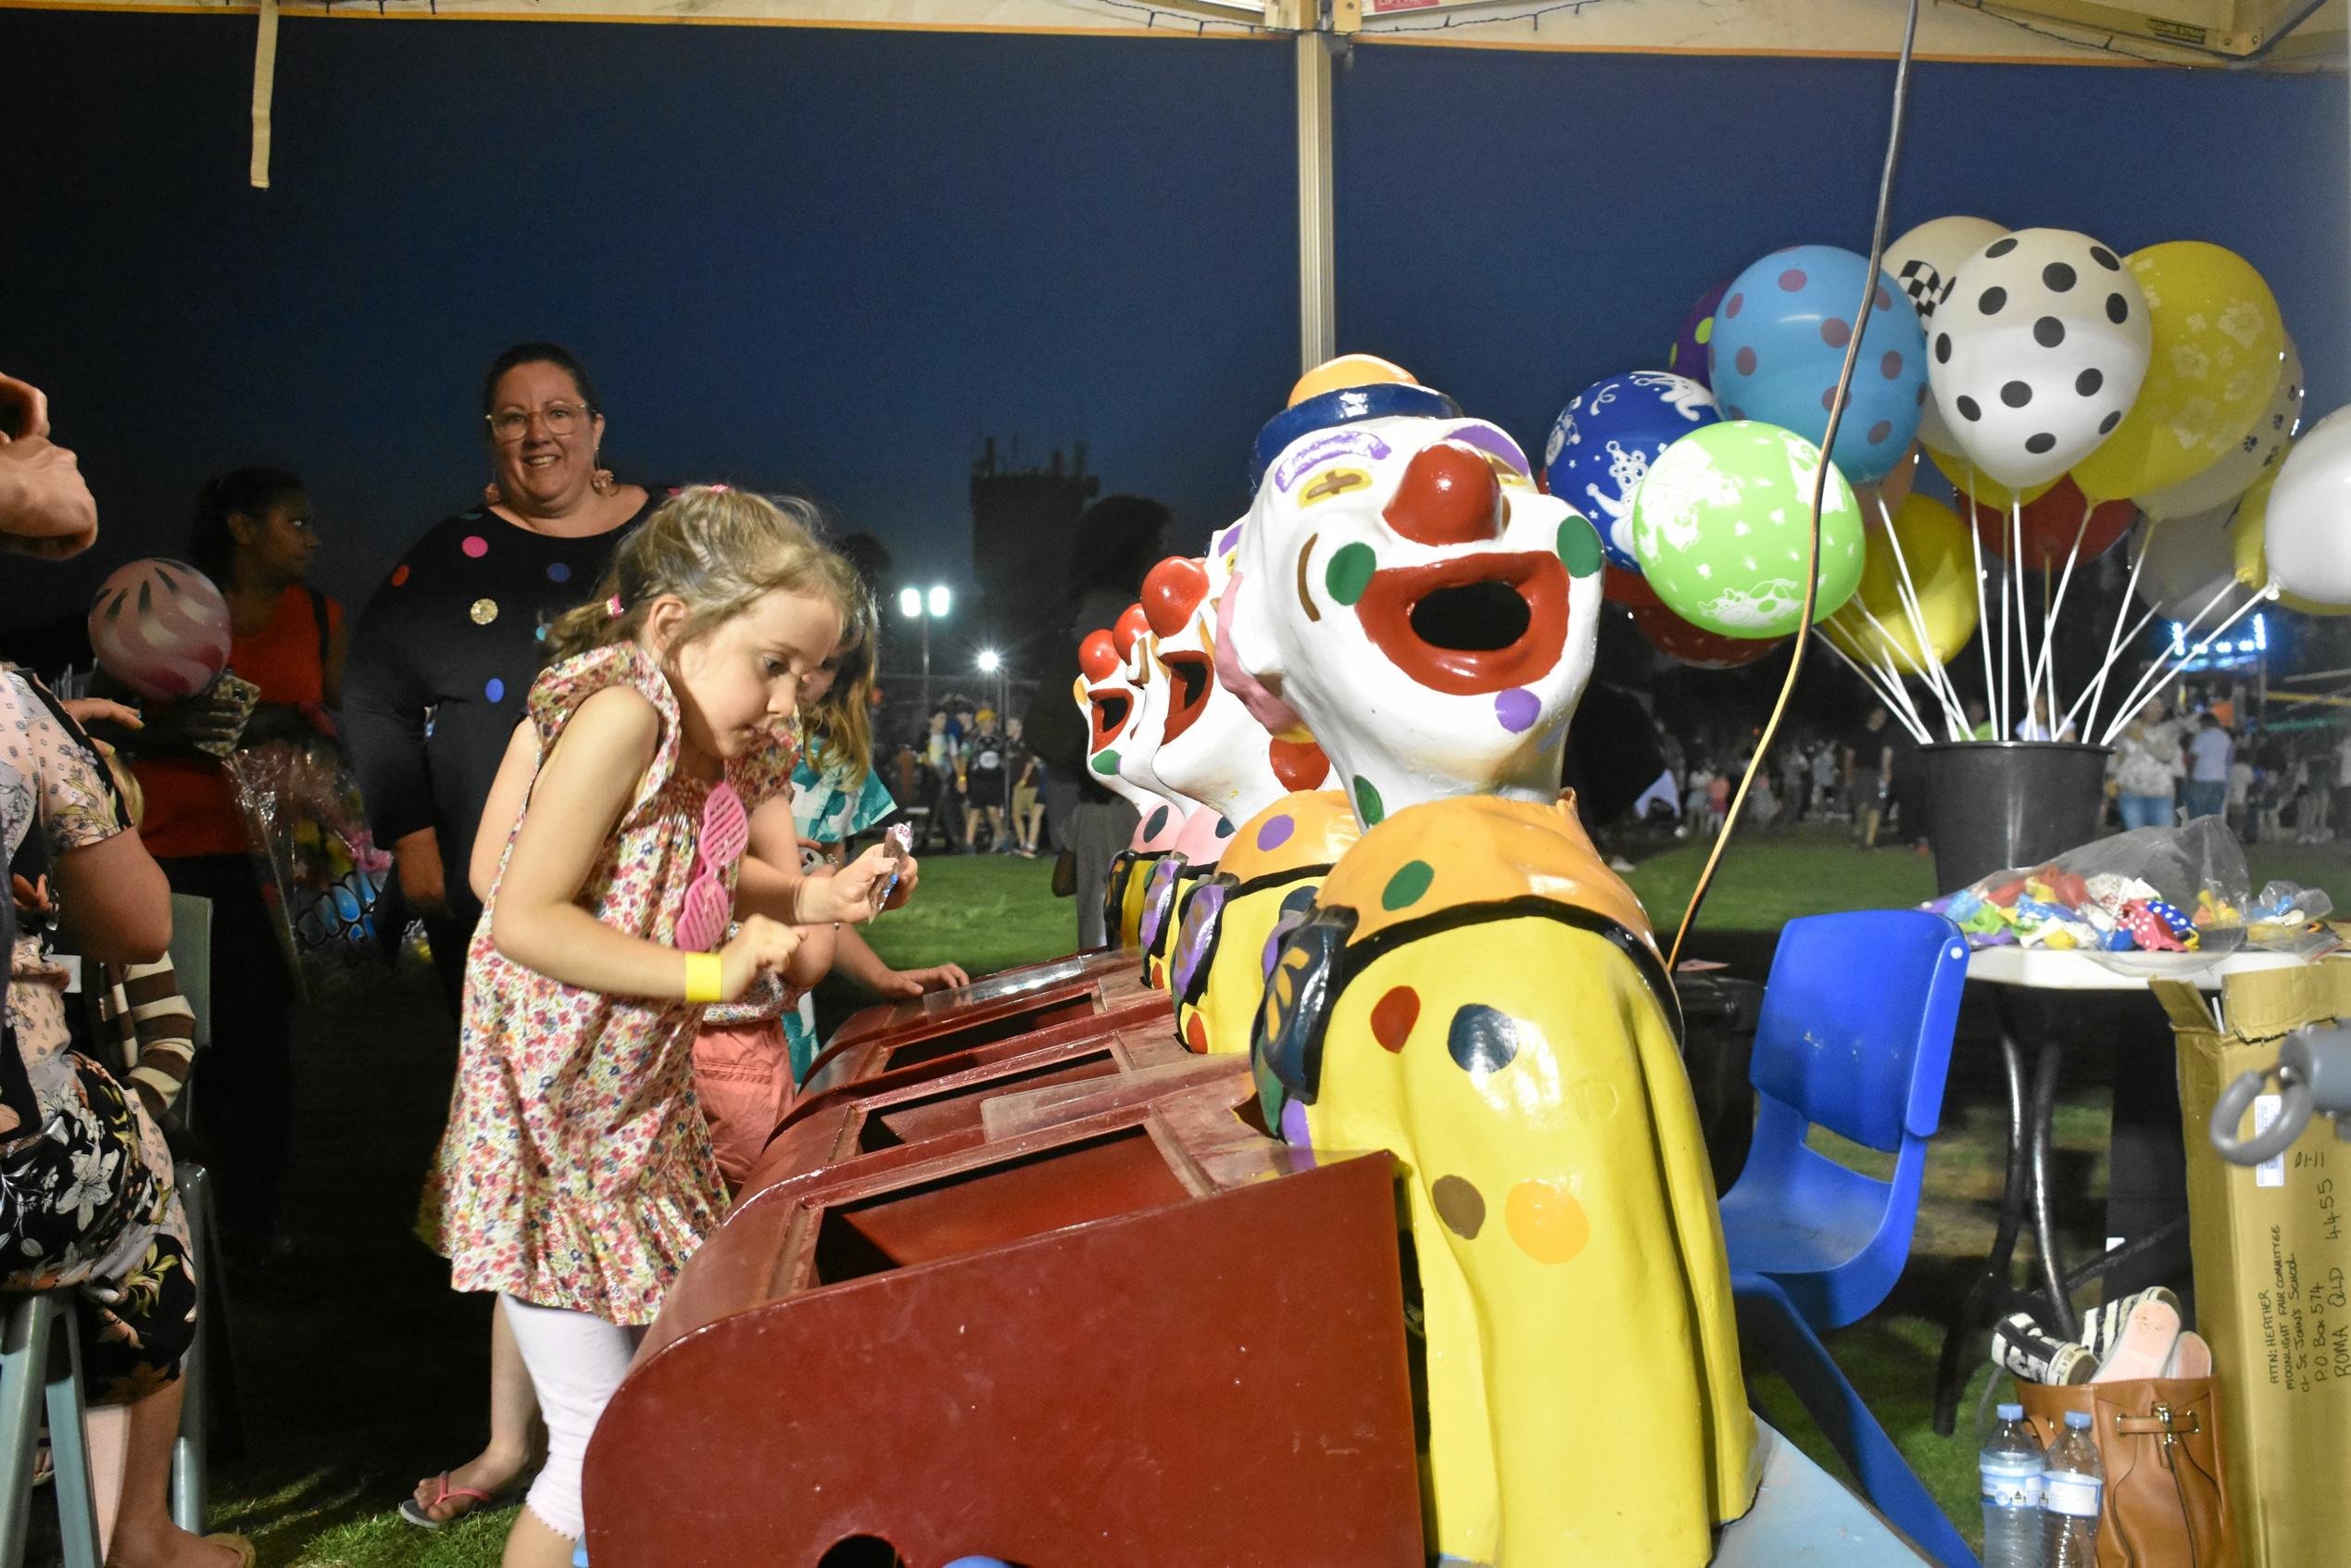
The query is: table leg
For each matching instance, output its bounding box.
[1931,1007,2033,1436]
[2017,988,2078,1342]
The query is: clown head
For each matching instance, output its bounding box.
[1220,411,1607,827]
[1140,548,1332,834]
[1077,610,1187,847]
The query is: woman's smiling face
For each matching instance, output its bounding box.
[486,359,603,517]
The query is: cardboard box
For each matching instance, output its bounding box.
[2162,960,2351,1568]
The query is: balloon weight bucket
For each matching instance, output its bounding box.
[1920,741,2113,893]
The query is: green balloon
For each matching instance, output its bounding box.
[1631,420,1864,639]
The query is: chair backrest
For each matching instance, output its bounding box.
[167,893,212,1052]
[1750,909,1968,1154]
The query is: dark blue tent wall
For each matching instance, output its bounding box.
[0,10,2342,630]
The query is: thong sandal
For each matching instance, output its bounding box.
[400,1471,518,1530]
[205,1534,258,1568]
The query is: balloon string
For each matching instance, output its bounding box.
[1968,489,1997,739]
[1669,0,1923,972]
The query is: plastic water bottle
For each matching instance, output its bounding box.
[2042,1409,2104,1567]
[1979,1402,2046,1568]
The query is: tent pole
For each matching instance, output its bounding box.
[1295,25,1336,373]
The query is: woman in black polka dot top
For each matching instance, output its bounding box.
[345,344,658,1010]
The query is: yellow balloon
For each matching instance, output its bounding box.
[1925,444,2057,512]
[2232,472,2351,615]
[2073,242,2284,502]
[1822,493,1981,673]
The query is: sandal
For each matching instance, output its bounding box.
[206,1535,258,1568]
[2078,1286,2181,1361]
[399,1470,520,1530]
[1991,1311,2099,1386]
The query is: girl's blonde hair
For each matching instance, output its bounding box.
[802,552,878,786]
[545,486,843,666]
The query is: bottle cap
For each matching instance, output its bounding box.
[1996,1402,2024,1420]
[2065,1410,2093,1428]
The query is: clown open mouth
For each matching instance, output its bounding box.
[1354,550,1567,696]
[1157,650,1213,744]
[1088,689,1132,751]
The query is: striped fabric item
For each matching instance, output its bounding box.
[98,956,197,1121]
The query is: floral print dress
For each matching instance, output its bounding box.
[421,644,792,1325]
[0,671,195,1402]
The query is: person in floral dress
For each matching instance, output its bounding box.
[418,488,914,1568]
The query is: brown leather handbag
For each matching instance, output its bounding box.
[2017,1376,2240,1568]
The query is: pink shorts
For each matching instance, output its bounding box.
[692,1021,792,1192]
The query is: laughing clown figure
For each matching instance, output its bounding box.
[1220,359,1759,1566]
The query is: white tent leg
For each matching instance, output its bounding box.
[1295,27,1336,373]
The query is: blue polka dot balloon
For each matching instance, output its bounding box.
[1543,370,1720,574]
[1709,244,1928,485]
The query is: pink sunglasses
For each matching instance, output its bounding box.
[674,780,750,953]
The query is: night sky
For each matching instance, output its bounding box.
[4,14,2345,670]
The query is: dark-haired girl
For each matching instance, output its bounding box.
[124,466,343,1259]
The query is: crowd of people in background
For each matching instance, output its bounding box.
[1638,675,2347,859]
[883,696,1041,856]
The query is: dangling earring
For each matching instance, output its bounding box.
[590,451,617,497]
[484,479,504,506]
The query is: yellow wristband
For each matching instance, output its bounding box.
[684,952,724,1005]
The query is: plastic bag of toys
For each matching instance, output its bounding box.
[230,734,396,982]
[1924,817,2256,963]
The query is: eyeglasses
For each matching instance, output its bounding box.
[674,781,748,953]
[485,401,594,444]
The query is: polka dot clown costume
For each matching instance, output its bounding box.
[1171,787,1356,1059]
[1223,363,1757,1564]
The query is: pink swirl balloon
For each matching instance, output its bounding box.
[88,558,232,699]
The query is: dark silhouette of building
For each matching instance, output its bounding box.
[970,436,1099,648]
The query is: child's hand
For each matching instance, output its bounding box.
[878,961,968,997]
[827,842,917,923]
[10,872,51,917]
[718,915,801,1001]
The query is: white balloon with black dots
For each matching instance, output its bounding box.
[1925,227,2151,492]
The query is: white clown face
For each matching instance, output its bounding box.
[1077,612,1181,828]
[1142,546,1331,832]
[1219,415,1606,827]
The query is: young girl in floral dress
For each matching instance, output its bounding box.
[420,487,914,1568]
[693,571,969,1183]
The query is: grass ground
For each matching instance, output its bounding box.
[151,829,2346,1565]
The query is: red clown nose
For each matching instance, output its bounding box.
[1383,441,1502,546]
[1113,604,1150,660]
[1141,557,1211,639]
[1078,629,1122,682]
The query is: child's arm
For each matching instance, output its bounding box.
[832,921,967,998]
[745,798,835,989]
[469,719,539,904]
[736,838,916,927]
[490,686,797,1001]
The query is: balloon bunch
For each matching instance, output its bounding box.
[1579,218,2339,748]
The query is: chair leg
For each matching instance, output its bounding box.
[1735,1277,1979,1568]
[170,1163,212,1536]
[0,1295,58,1568]
[38,1304,103,1568]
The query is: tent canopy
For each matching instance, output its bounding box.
[9,0,2343,69]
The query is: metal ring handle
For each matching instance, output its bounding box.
[2209,1067,2314,1165]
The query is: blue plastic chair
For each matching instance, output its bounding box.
[1716,909,1974,1568]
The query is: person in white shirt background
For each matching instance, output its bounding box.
[2182,713,2233,821]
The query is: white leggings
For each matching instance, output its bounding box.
[502,1295,646,1541]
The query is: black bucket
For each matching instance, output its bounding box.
[1920,741,2113,895]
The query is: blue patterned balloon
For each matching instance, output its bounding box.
[1542,370,1719,573]
[1708,245,1928,485]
